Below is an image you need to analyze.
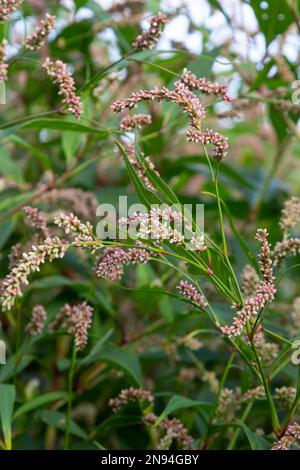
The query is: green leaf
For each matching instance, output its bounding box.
[221,199,259,271]
[0,384,16,450]
[164,155,256,190]
[93,414,141,436]
[14,392,68,419]
[30,275,74,289]
[269,104,291,144]
[78,330,114,368]
[0,191,34,213]
[135,142,180,206]
[155,395,212,426]
[187,47,221,78]
[249,0,293,44]
[0,118,114,138]
[38,410,87,439]
[116,140,161,209]
[0,146,23,185]
[93,345,142,386]
[235,420,271,450]
[9,135,52,170]
[0,219,15,250]
[62,131,83,165]
[0,355,33,383]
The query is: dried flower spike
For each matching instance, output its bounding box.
[120,113,152,131]
[0,0,24,23]
[0,40,8,82]
[42,58,82,118]
[133,13,168,50]
[26,305,47,335]
[24,13,56,50]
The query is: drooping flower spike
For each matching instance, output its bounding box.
[24,206,50,238]
[180,68,231,102]
[43,58,82,118]
[0,0,24,23]
[0,237,67,311]
[279,197,300,233]
[0,40,8,82]
[50,302,93,350]
[133,12,168,50]
[54,212,95,246]
[273,238,300,266]
[176,280,207,309]
[187,128,228,161]
[24,13,56,50]
[96,245,151,281]
[112,69,229,161]
[120,113,152,131]
[271,422,300,450]
[112,82,206,130]
[109,387,154,412]
[241,264,260,297]
[221,229,276,337]
[26,305,47,336]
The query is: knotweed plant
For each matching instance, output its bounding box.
[0,0,300,453]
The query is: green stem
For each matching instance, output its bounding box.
[216,353,235,404]
[280,369,300,435]
[202,147,243,304]
[227,402,253,450]
[214,163,228,257]
[263,328,292,346]
[64,340,77,450]
[250,339,280,436]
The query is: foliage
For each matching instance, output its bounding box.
[0,0,300,451]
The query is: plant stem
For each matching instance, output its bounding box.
[263,328,292,346]
[214,163,228,257]
[216,352,235,404]
[227,402,253,450]
[250,339,280,436]
[280,369,300,435]
[64,340,77,450]
[202,146,243,304]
